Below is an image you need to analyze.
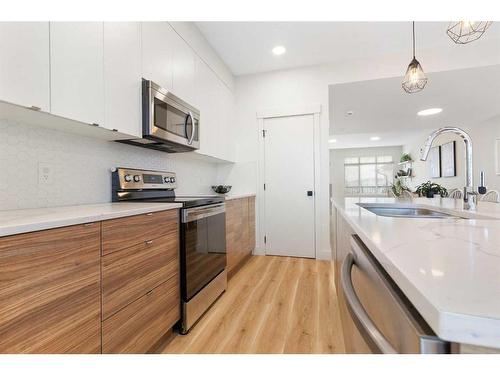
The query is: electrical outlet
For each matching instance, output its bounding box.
[38,162,54,185]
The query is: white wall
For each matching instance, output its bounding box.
[233,50,500,260]
[330,146,403,200]
[403,116,500,193]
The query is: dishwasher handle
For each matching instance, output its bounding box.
[341,252,397,354]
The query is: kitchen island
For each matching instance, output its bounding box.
[332,196,500,351]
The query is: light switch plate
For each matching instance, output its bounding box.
[38,162,54,185]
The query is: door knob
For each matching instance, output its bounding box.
[307,191,314,196]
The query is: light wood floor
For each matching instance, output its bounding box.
[160,255,345,354]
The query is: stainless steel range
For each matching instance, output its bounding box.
[112,167,227,334]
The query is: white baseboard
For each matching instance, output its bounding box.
[253,246,266,256]
[316,248,332,260]
[252,247,331,259]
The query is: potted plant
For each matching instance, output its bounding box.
[390,179,412,197]
[396,169,408,177]
[400,153,413,163]
[415,181,447,198]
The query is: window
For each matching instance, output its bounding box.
[344,155,394,196]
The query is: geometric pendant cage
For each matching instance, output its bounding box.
[402,22,428,94]
[446,21,493,44]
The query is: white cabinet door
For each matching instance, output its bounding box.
[104,22,142,138]
[195,58,219,158]
[219,83,236,161]
[195,58,236,162]
[171,30,196,105]
[0,22,50,111]
[50,22,104,125]
[142,22,174,91]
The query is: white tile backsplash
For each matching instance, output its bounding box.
[0,119,219,210]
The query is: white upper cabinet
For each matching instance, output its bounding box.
[50,22,104,126]
[104,22,142,138]
[219,83,236,161]
[142,22,174,91]
[0,22,50,111]
[195,56,235,162]
[171,30,196,106]
[195,58,219,158]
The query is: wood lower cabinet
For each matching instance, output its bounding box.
[226,196,256,278]
[102,276,180,354]
[0,223,101,353]
[0,208,180,354]
[100,210,180,353]
[101,209,178,256]
[101,231,179,320]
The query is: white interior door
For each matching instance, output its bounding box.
[263,114,315,258]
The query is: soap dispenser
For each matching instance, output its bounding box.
[478,171,487,195]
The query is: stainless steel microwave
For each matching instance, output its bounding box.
[120,79,200,153]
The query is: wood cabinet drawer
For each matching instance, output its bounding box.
[0,223,101,353]
[102,209,178,256]
[102,231,179,320]
[102,277,180,354]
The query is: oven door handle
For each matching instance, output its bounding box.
[182,203,225,223]
[341,252,397,354]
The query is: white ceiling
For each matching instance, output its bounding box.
[195,22,500,76]
[329,64,500,148]
[328,129,434,150]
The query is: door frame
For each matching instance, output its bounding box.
[255,105,322,258]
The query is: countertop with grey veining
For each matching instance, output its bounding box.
[0,202,182,237]
[333,196,500,349]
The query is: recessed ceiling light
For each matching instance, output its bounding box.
[417,108,443,116]
[272,46,286,56]
[329,138,337,143]
[370,136,381,141]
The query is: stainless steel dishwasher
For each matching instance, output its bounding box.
[338,235,451,354]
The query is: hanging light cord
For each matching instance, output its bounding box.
[412,21,416,59]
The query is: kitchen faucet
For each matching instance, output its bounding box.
[420,127,477,210]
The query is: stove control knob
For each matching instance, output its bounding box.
[163,176,170,183]
[170,177,176,183]
[133,175,141,182]
[124,174,132,182]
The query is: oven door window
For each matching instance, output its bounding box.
[183,212,226,300]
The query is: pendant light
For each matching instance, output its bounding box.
[402,22,427,94]
[446,21,493,44]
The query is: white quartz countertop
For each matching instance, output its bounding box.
[333,196,500,349]
[0,202,182,237]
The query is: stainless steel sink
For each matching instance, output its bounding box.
[356,203,459,219]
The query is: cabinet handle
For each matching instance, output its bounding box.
[83,223,94,227]
[145,240,154,245]
[29,105,41,111]
[145,213,153,216]
[91,123,99,127]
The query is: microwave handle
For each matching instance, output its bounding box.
[186,111,196,145]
